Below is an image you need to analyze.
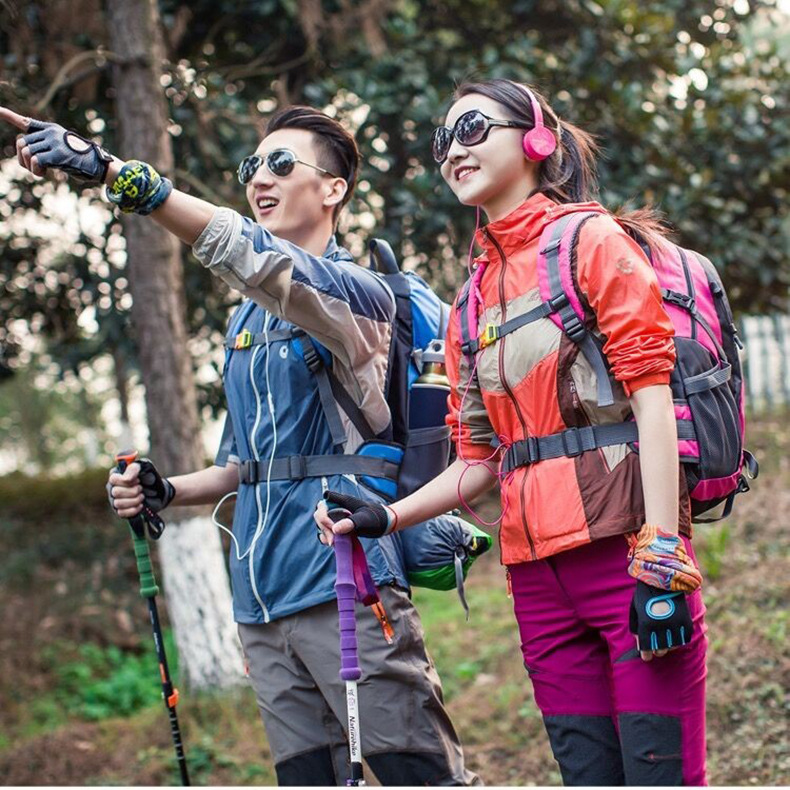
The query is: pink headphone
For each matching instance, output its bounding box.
[518,84,558,161]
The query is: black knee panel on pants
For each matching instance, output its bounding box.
[618,712,683,786]
[543,714,625,786]
[366,750,456,786]
[275,746,337,786]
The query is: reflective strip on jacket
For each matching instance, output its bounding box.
[445,193,691,565]
[193,208,408,624]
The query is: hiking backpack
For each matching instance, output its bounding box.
[322,239,492,597]
[458,209,758,523]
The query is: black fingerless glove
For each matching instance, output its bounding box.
[629,581,694,652]
[137,458,176,512]
[323,490,393,539]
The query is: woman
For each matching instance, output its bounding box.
[316,79,707,786]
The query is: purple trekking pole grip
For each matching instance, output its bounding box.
[329,510,361,682]
[328,507,366,785]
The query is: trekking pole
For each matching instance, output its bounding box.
[328,509,365,787]
[114,450,190,787]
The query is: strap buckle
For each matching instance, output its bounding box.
[548,292,570,313]
[234,329,253,350]
[562,313,586,342]
[288,455,307,480]
[238,460,255,484]
[526,436,541,464]
[561,427,583,458]
[479,323,499,349]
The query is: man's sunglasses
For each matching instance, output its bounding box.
[431,110,527,164]
[237,148,338,185]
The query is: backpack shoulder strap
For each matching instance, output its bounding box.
[295,332,377,447]
[537,211,615,407]
[381,270,413,444]
[457,276,476,363]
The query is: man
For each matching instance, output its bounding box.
[3,104,479,786]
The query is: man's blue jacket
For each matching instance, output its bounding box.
[194,208,411,624]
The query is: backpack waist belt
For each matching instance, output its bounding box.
[501,420,697,475]
[238,455,400,484]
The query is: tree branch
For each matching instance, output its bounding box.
[220,49,313,83]
[35,48,121,113]
[174,168,234,207]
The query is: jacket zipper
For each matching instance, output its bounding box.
[485,229,538,561]
[247,321,271,623]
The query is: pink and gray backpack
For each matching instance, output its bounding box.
[459,209,758,523]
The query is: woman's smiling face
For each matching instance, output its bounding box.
[439,93,537,221]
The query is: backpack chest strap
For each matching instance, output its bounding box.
[461,299,556,355]
[238,455,399,484]
[501,419,698,474]
[224,326,297,350]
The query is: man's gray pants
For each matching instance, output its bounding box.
[238,584,481,786]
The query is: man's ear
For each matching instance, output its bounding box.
[323,176,348,211]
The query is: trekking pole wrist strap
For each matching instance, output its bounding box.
[383,505,399,533]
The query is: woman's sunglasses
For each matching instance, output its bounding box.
[237,148,338,185]
[431,110,526,164]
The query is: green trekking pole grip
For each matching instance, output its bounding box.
[115,449,159,598]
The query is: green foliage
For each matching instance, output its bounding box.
[0,466,109,521]
[0,0,788,434]
[41,631,178,723]
[697,522,731,581]
[412,582,516,700]
[0,359,110,473]
[763,608,788,650]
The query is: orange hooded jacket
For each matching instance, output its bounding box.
[445,193,692,565]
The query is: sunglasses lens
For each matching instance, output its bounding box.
[267,149,296,177]
[431,127,452,163]
[455,111,487,146]
[238,155,261,185]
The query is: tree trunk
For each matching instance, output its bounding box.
[106,0,243,689]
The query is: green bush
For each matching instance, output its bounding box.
[42,632,179,723]
[697,524,731,582]
[0,467,110,522]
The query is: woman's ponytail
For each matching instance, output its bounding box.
[539,119,599,204]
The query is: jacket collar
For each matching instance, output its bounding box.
[474,192,605,261]
[324,234,354,263]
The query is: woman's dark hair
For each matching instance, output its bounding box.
[264,105,360,222]
[453,79,669,248]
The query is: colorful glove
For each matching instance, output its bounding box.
[627,523,702,593]
[106,160,173,215]
[323,490,394,539]
[22,119,113,184]
[630,581,694,652]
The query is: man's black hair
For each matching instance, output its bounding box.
[264,106,360,222]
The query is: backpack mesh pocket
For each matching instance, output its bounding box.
[674,337,742,488]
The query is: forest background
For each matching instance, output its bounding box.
[0,0,788,784]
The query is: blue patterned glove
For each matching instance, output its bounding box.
[22,119,113,184]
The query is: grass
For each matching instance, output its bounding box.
[0,415,788,784]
